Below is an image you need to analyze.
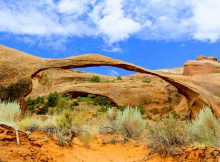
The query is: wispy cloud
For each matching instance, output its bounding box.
[108,69,120,76]
[0,0,220,49]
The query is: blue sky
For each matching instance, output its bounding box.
[0,0,220,76]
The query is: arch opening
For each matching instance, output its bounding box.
[65,91,117,106]
[74,66,136,76]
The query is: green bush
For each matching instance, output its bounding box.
[116,76,122,80]
[37,106,49,115]
[137,105,146,115]
[185,107,220,146]
[98,106,109,113]
[34,96,44,105]
[56,109,74,130]
[90,76,101,83]
[52,96,73,114]
[27,92,75,114]
[27,97,34,105]
[55,109,76,146]
[105,107,146,138]
[72,101,79,107]
[87,94,96,99]
[146,115,185,156]
[27,97,35,111]
[116,106,126,112]
[143,78,152,83]
[93,96,110,106]
[47,92,59,107]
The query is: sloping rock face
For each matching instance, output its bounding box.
[184,56,220,76]
[0,45,220,118]
[29,68,189,117]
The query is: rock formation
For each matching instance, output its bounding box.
[184,56,220,75]
[1,45,220,118]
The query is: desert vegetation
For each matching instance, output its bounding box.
[0,102,20,127]
[102,107,146,138]
[1,92,220,160]
[25,92,220,157]
[146,106,220,157]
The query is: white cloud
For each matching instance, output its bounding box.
[0,0,220,47]
[57,0,91,16]
[90,0,141,43]
[189,0,220,42]
[109,69,120,76]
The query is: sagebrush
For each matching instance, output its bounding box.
[104,107,146,138]
[0,102,20,127]
[185,107,220,146]
[146,115,185,157]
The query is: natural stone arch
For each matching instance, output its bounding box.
[31,54,218,118]
[0,45,219,118]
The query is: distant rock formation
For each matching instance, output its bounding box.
[196,55,218,62]
[0,45,220,118]
[184,55,220,76]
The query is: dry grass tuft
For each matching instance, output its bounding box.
[185,106,220,146]
[0,102,20,127]
[146,115,185,157]
[103,107,146,138]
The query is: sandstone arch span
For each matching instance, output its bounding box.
[0,45,219,118]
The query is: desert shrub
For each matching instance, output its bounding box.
[37,106,49,115]
[79,131,95,148]
[56,109,94,146]
[170,110,178,118]
[27,97,35,111]
[185,107,220,146]
[0,102,20,127]
[104,107,146,138]
[87,94,96,99]
[50,97,73,114]
[18,116,56,132]
[93,96,110,106]
[98,106,109,113]
[27,96,45,112]
[116,76,122,80]
[47,92,59,107]
[27,96,47,113]
[34,96,44,105]
[117,107,146,138]
[77,94,113,109]
[146,115,185,157]
[56,109,75,130]
[71,101,79,107]
[90,76,101,83]
[137,105,146,115]
[27,92,76,115]
[56,130,75,146]
[116,106,126,112]
[143,78,152,83]
[54,111,73,146]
